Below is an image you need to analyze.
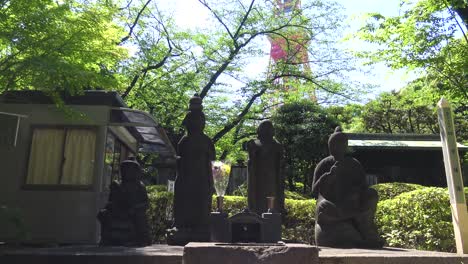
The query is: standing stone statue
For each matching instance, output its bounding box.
[167,94,215,245]
[246,120,285,215]
[312,127,384,248]
[97,159,151,247]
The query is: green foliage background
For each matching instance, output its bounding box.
[146,183,465,252]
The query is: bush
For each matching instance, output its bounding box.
[147,185,168,193]
[146,186,317,244]
[212,195,247,216]
[146,187,174,243]
[283,199,315,244]
[372,182,424,201]
[231,183,247,197]
[375,187,454,252]
[146,183,461,252]
[284,190,308,200]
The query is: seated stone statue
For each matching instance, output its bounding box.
[312,127,383,248]
[246,120,285,215]
[97,159,151,247]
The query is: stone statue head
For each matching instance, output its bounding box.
[182,110,205,135]
[182,93,205,135]
[328,126,348,160]
[257,120,275,142]
[120,159,142,183]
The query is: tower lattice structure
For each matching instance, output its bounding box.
[267,0,315,101]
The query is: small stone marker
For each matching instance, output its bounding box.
[183,242,318,264]
[437,98,468,254]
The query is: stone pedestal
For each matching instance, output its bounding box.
[183,242,318,264]
[210,212,229,242]
[261,212,281,242]
[210,209,282,243]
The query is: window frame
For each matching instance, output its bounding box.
[104,129,135,184]
[22,125,98,191]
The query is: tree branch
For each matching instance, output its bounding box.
[119,0,153,44]
[121,16,176,99]
[444,0,468,44]
[233,0,256,39]
[198,0,235,41]
[272,73,353,100]
[212,85,268,143]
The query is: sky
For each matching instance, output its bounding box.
[159,0,419,99]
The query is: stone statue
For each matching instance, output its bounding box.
[246,120,285,215]
[97,159,151,247]
[312,127,384,248]
[167,94,215,245]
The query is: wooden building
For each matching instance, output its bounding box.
[348,133,468,187]
[0,90,175,244]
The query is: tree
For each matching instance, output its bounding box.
[121,0,361,159]
[356,0,468,101]
[347,83,468,142]
[0,0,361,160]
[272,100,338,193]
[0,0,128,94]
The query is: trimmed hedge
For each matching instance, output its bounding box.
[283,198,315,243]
[375,187,454,252]
[146,183,464,251]
[147,189,174,243]
[372,182,424,201]
[231,182,309,200]
[146,188,316,244]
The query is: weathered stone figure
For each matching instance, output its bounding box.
[168,94,215,245]
[247,120,285,215]
[97,159,151,247]
[312,127,383,248]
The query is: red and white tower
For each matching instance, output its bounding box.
[267,0,315,100]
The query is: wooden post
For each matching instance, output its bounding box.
[437,98,468,254]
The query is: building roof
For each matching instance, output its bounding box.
[0,90,175,155]
[347,133,468,151]
[0,90,126,107]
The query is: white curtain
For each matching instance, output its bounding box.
[61,129,96,185]
[26,129,65,184]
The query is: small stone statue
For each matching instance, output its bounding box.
[246,120,285,215]
[97,159,151,247]
[312,127,384,248]
[167,94,215,245]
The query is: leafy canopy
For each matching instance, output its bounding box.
[0,0,128,93]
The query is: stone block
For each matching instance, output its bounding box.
[183,242,318,264]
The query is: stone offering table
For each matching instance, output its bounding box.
[183,242,318,264]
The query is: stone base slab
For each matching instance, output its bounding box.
[319,247,468,264]
[0,244,183,264]
[3,244,468,264]
[183,242,318,264]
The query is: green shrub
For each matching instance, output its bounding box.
[212,195,247,216]
[285,190,308,200]
[231,183,247,197]
[147,185,168,193]
[146,188,174,243]
[293,182,304,191]
[376,187,454,252]
[283,199,315,244]
[146,183,460,252]
[372,182,424,201]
